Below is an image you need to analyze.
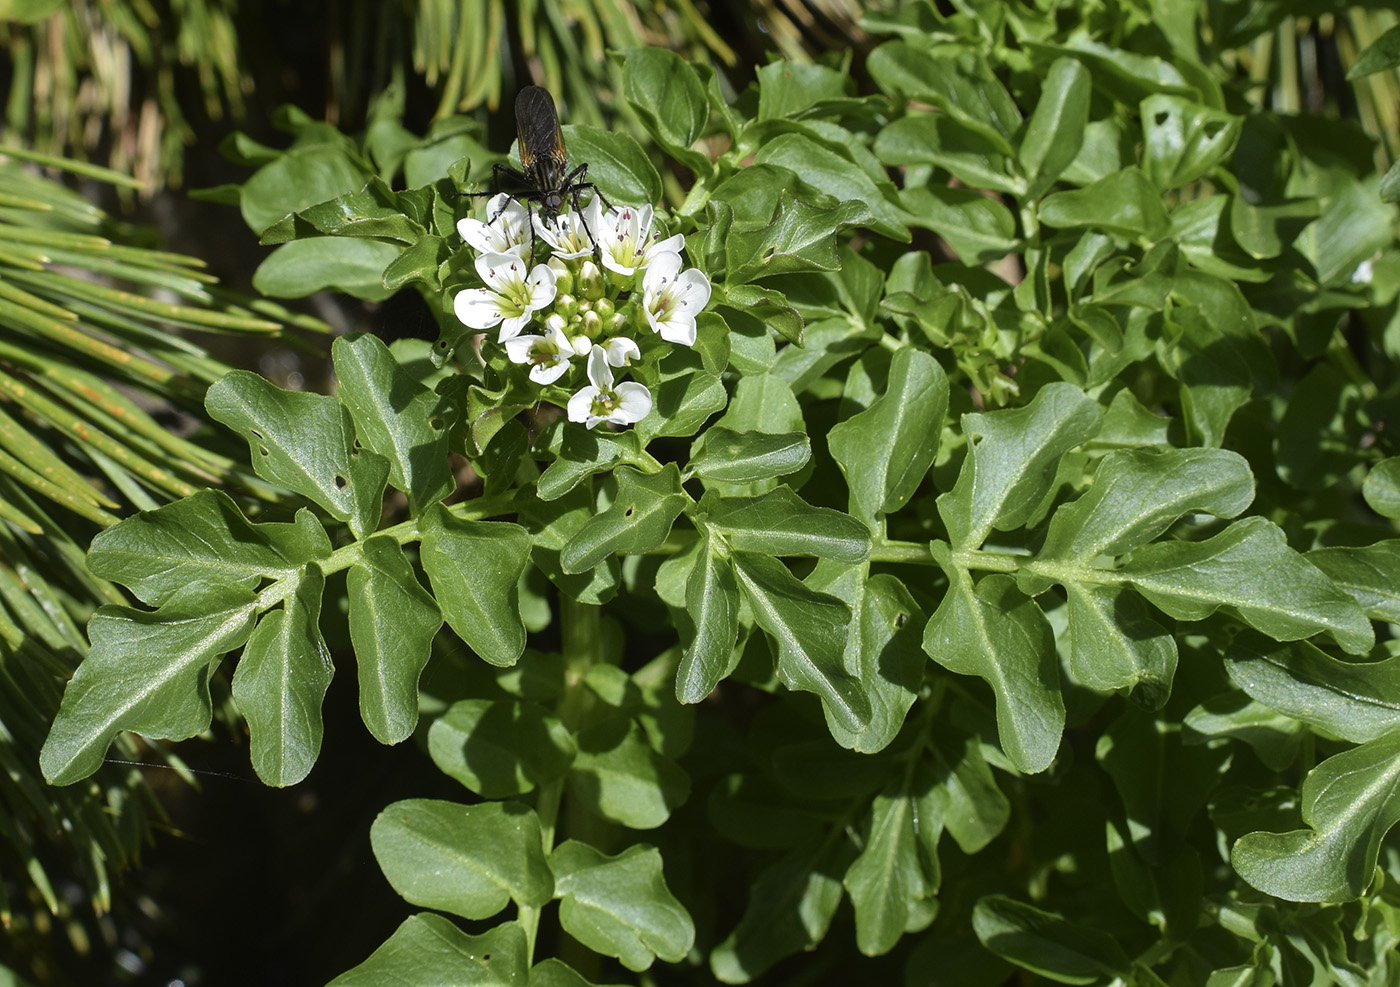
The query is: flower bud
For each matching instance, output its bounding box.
[578,261,605,301]
[548,257,575,296]
[594,298,616,322]
[555,293,578,319]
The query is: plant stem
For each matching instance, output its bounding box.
[519,594,602,965]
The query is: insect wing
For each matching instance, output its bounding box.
[515,86,568,190]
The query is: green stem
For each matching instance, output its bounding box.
[519,595,602,965]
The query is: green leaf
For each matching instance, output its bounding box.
[898,185,1020,264]
[1363,459,1400,519]
[925,725,1011,853]
[621,48,712,175]
[347,536,443,744]
[701,487,871,562]
[1226,196,1319,260]
[873,113,1021,195]
[731,551,869,734]
[1139,95,1242,190]
[561,125,662,208]
[1307,540,1400,622]
[754,60,855,120]
[1232,729,1400,903]
[684,428,810,484]
[231,565,333,787]
[1161,288,1256,448]
[1223,632,1400,744]
[536,426,642,502]
[1183,691,1302,771]
[1028,38,1197,104]
[1096,709,1229,865]
[937,382,1102,551]
[709,844,846,982]
[331,333,453,515]
[809,565,925,753]
[550,841,695,971]
[1039,169,1170,240]
[253,238,401,300]
[1382,159,1400,203]
[844,784,935,956]
[635,354,727,444]
[973,895,1131,984]
[1275,364,1357,491]
[519,485,622,606]
[260,177,424,244]
[570,716,690,829]
[724,191,873,284]
[1041,448,1254,562]
[239,143,369,234]
[1019,58,1091,199]
[828,347,948,523]
[419,506,531,667]
[1347,24,1400,79]
[1064,584,1177,710]
[206,370,389,539]
[559,465,688,574]
[924,570,1063,774]
[867,43,1019,148]
[370,799,553,919]
[41,583,259,785]
[677,529,741,704]
[718,283,805,346]
[427,699,576,798]
[1295,175,1398,288]
[87,490,331,607]
[753,133,909,241]
[326,913,527,986]
[528,958,629,987]
[1122,516,1374,656]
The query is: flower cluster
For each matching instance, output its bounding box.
[452,194,711,429]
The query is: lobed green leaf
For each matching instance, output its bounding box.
[550,841,695,971]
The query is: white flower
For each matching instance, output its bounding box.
[603,337,639,367]
[457,194,531,257]
[596,204,684,278]
[640,251,711,347]
[567,345,652,429]
[534,196,603,260]
[453,252,558,342]
[502,323,575,385]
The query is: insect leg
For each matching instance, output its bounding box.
[564,165,612,261]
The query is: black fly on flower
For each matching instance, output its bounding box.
[461,86,612,260]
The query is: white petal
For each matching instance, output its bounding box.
[571,335,593,358]
[604,337,640,366]
[454,288,505,329]
[457,216,495,253]
[612,382,653,424]
[567,386,599,423]
[657,316,697,347]
[498,314,532,342]
[643,233,686,264]
[525,263,558,304]
[475,251,523,287]
[674,268,712,315]
[529,358,570,385]
[585,345,614,389]
[502,335,539,364]
[642,250,684,295]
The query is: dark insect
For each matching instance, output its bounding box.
[465,86,611,258]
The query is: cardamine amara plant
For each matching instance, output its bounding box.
[37,11,1400,986]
